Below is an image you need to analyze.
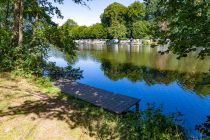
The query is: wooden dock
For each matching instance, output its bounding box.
[54,80,140,114]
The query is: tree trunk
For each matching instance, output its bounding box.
[11,0,19,47]
[11,0,24,47]
[18,0,24,45]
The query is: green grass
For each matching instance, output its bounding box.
[0,72,186,140]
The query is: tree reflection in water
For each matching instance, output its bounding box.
[100,59,210,96]
[44,62,83,80]
[196,116,210,138]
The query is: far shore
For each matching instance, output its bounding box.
[74,38,160,45]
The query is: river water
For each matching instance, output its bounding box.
[47,44,210,138]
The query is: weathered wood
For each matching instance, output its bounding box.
[54,80,140,114]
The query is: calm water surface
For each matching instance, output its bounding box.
[48,44,210,138]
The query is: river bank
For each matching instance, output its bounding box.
[74,39,170,54]
[74,39,157,45]
[0,72,185,140]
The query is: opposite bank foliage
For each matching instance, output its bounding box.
[65,1,150,40]
[64,0,209,59]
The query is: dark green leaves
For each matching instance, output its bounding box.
[150,0,210,58]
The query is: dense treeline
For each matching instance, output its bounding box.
[0,0,209,73]
[62,1,150,40]
[62,0,209,59]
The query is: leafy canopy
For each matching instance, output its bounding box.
[0,0,90,74]
[108,21,127,39]
[148,0,210,59]
[100,2,127,27]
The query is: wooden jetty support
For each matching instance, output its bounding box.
[54,80,140,114]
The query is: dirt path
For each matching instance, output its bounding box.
[0,74,97,140]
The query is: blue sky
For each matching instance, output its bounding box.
[52,0,141,26]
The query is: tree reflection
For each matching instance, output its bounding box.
[101,59,143,82]
[100,59,210,96]
[44,62,83,80]
[196,116,210,138]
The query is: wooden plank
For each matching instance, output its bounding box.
[54,80,140,114]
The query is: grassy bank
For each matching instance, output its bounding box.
[0,73,185,140]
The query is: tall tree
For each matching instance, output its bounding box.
[127,1,146,23]
[127,1,146,38]
[0,0,91,73]
[108,21,127,39]
[151,0,210,59]
[11,0,24,47]
[143,0,161,20]
[60,19,78,38]
[132,20,150,39]
[101,2,127,27]
[90,23,107,39]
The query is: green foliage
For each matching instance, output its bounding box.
[70,23,107,39]
[117,104,184,140]
[101,2,127,27]
[63,93,185,139]
[126,1,146,38]
[89,23,108,39]
[59,19,78,37]
[127,1,146,22]
[100,1,149,39]
[71,26,87,39]
[150,0,210,59]
[108,21,127,39]
[63,1,150,40]
[0,28,11,71]
[132,20,150,39]
[0,0,89,74]
[143,0,161,20]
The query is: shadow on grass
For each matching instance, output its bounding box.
[0,93,185,140]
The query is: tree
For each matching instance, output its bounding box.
[108,21,127,39]
[101,2,127,27]
[0,0,91,73]
[132,21,150,39]
[126,1,146,38]
[66,1,149,40]
[60,19,78,37]
[11,0,24,47]
[143,0,161,20]
[70,23,107,39]
[71,26,88,39]
[127,1,146,23]
[90,23,107,39]
[151,0,210,59]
